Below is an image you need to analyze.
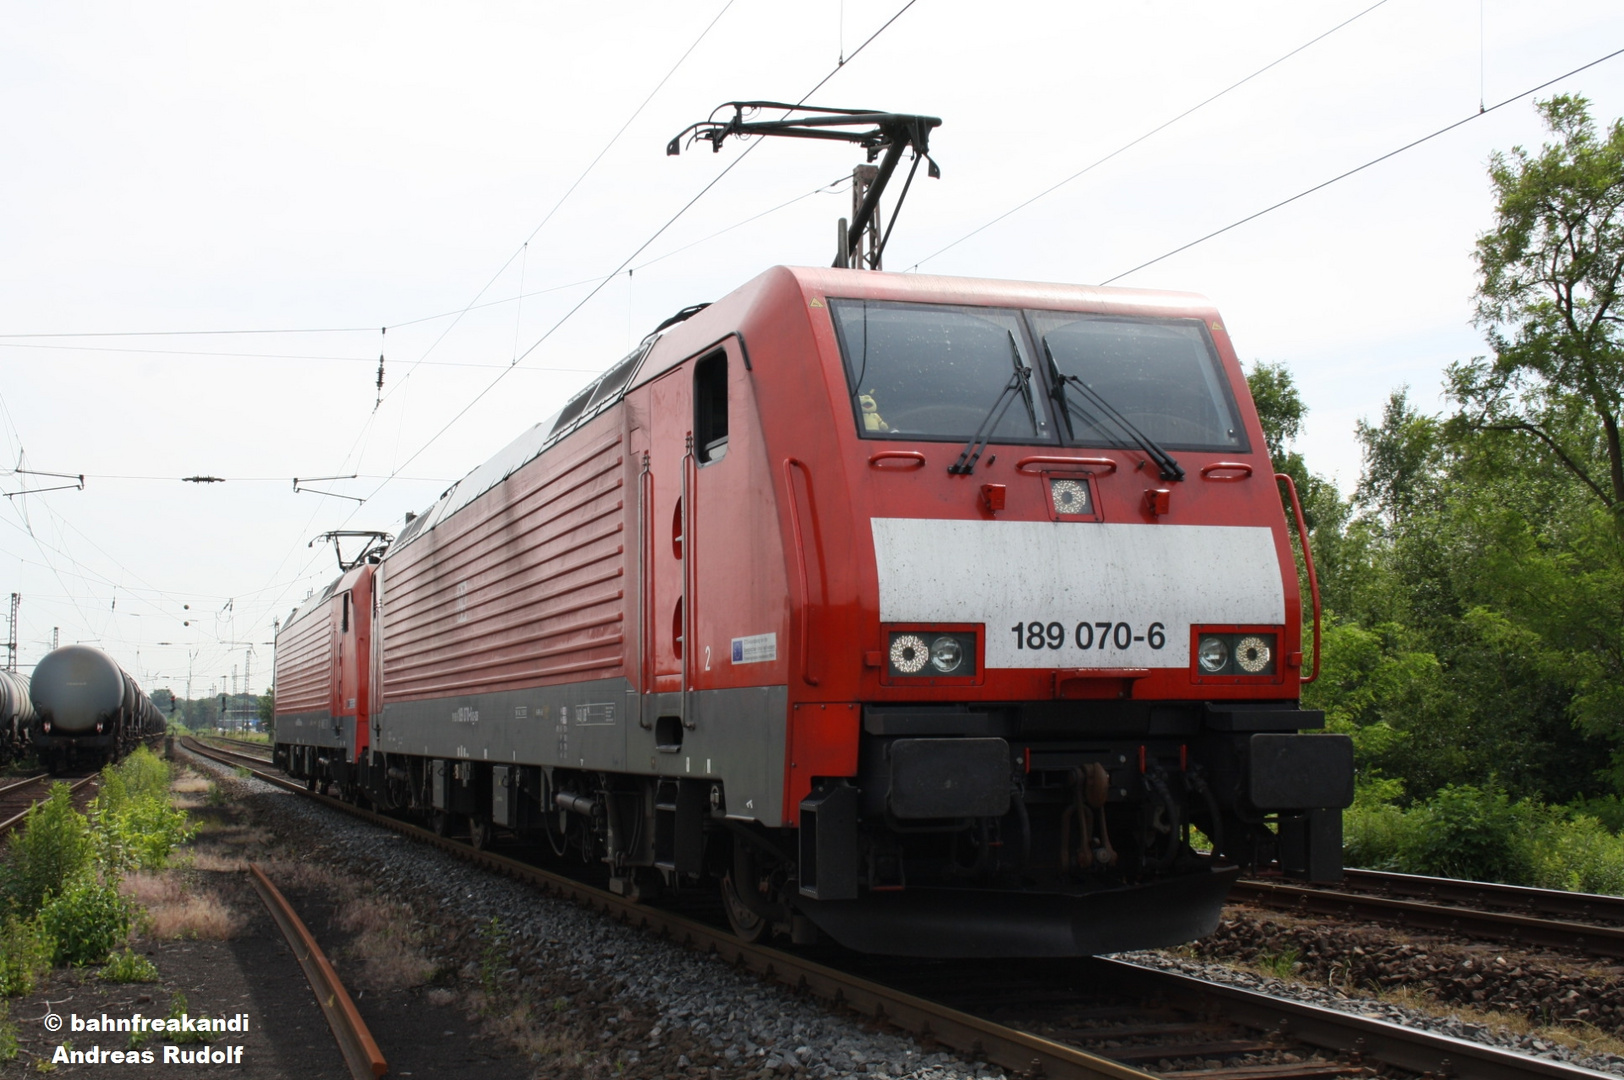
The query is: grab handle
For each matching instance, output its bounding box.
[868,451,926,470]
[1276,472,1321,685]
[1015,455,1117,475]
[783,458,820,686]
[1200,461,1253,480]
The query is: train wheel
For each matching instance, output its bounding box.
[719,868,767,944]
[468,815,492,851]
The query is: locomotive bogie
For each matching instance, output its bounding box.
[272,266,1354,957]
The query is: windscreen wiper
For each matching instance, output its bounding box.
[1042,337,1185,481]
[948,333,1036,475]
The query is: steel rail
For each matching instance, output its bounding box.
[204,735,274,754]
[0,773,98,836]
[1332,869,1624,925]
[1229,880,1624,959]
[1094,960,1617,1080]
[180,740,1606,1080]
[247,862,387,1079]
[0,771,49,796]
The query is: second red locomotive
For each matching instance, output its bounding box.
[275,265,1352,956]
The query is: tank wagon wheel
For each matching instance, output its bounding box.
[719,869,767,944]
[468,815,492,851]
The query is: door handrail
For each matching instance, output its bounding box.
[783,458,820,686]
[1275,472,1321,685]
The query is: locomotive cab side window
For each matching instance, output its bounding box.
[694,350,728,464]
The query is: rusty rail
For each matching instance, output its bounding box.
[247,862,387,1079]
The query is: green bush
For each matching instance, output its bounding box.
[0,916,52,996]
[94,748,193,872]
[1393,785,1532,884]
[39,879,131,967]
[1569,794,1624,835]
[2,785,93,912]
[1348,784,1624,894]
[1341,776,1411,870]
[1524,813,1624,895]
[100,948,159,984]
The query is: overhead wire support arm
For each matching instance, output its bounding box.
[667,101,941,271]
[3,468,85,498]
[293,475,364,503]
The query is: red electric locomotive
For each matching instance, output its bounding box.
[275,262,1352,957]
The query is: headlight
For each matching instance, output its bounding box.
[886,629,977,678]
[889,633,929,674]
[1235,635,1271,674]
[930,635,963,673]
[1198,636,1229,673]
[1050,478,1092,516]
[1191,629,1279,677]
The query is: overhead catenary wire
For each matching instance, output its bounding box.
[908,0,1393,272]
[367,0,742,423]
[1098,44,1624,286]
[373,0,921,491]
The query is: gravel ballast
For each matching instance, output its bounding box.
[195,760,1001,1080]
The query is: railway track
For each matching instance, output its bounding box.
[178,737,1612,1080]
[1231,871,1624,959]
[0,771,99,836]
[201,734,273,756]
[248,862,387,1079]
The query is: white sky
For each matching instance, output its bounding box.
[2,0,1621,696]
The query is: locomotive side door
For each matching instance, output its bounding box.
[646,366,691,714]
[332,591,351,743]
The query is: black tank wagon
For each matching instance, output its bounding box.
[29,645,165,771]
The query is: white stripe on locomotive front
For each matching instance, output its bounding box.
[871,518,1285,669]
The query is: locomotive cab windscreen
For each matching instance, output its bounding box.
[830,298,1248,454]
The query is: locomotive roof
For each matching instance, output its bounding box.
[386,266,1218,556]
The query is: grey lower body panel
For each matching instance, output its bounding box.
[378,680,789,825]
[273,711,349,750]
[796,865,1240,958]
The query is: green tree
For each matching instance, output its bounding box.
[1453,95,1624,519]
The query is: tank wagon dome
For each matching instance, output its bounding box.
[31,645,127,735]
